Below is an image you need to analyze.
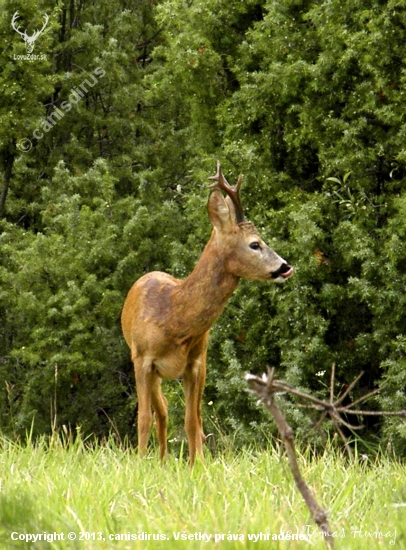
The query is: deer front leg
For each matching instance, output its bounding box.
[183,336,208,466]
[196,347,207,448]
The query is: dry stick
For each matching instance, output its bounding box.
[343,387,383,411]
[332,420,354,461]
[333,368,364,407]
[329,363,336,404]
[263,368,406,459]
[246,369,335,550]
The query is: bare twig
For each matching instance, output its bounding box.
[332,420,354,461]
[255,366,406,458]
[329,363,336,404]
[246,369,335,549]
[245,365,406,548]
[343,386,383,410]
[333,368,364,407]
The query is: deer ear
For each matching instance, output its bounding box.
[224,195,238,222]
[207,189,234,230]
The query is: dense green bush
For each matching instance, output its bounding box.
[1,0,405,453]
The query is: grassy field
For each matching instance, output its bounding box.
[0,435,404,550]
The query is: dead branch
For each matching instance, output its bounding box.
[245,365,406,547]
[246,368,335,549]
[255,365,406,458]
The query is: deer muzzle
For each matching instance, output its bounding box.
[271,262,293,281]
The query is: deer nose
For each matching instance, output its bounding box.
[271,263,293,280]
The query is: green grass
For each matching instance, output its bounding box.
[0,435,404,549]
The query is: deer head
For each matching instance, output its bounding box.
[207,161,293,281]
[12,12,49,54]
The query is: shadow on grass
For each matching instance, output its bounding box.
[0,492,67,548]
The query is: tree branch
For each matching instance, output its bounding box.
[254,366,406,458]
[246,369,335,549]
[0,149,15,219]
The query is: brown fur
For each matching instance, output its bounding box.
[121,169,292,465]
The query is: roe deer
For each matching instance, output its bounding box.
[121,162,293,464]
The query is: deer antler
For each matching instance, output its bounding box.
[30,14,49,41]
[208,161,245,224]
[11,12,26,38]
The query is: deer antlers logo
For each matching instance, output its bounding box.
[11,11,49,54]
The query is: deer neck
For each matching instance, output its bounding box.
[171,231,239,337]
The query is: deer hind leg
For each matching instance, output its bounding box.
[151,375,168,461]
[133,354,154,457]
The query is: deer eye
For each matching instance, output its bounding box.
[249,242,261,250]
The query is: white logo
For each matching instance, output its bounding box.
[11,11,49,54]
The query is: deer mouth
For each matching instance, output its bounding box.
[271,263,293,281]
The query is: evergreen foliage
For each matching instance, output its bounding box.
[1,0,405,453]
